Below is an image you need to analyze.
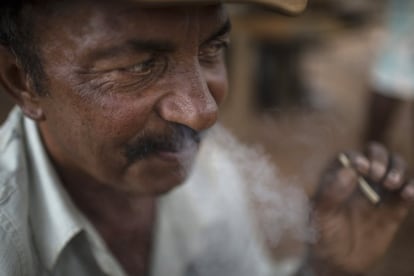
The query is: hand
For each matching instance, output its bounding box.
[309,142,414,275]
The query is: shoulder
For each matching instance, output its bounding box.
[0,108,38,275]
[0,108,28,212]
[0,108,27,219]
[0,209,27,276]
[0,175,36,276]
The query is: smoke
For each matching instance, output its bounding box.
[206,124,315,246]
[174,124,315,276]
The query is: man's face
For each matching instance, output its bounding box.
[34,0,229,195]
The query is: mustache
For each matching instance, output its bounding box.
[124,124,202,162]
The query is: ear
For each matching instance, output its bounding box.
[0,46,45,121]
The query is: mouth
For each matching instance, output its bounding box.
[152,139,199,162]
[125,124,202,164]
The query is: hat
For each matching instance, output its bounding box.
[139,0,308,14]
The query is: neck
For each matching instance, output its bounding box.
[39,125,157,275]
[57,167,156,227]
[58,168,157,276]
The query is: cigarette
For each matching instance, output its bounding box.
[337,153,380,204]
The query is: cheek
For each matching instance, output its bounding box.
[45,71,158,146]
[205,65,229,106]
[88,94,156,146]
[44,93,152,157]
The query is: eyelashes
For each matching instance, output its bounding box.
[199,38,229,64]
[77,38,229,96]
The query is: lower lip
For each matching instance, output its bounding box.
[153,143,198,162]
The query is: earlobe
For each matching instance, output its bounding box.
[20,91,45,121]
[0,46,45,121]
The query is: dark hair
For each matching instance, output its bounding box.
[0,1,47,95]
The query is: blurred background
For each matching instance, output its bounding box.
[1,0,413,274]
[221,1,414,274]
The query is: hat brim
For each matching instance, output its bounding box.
[138,0,308,15]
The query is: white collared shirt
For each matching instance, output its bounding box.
[0,108,300,276]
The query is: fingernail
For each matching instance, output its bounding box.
[402,184,414,201]
[371,161,386,180]
[355,156,369,171]
[385,170,402,189]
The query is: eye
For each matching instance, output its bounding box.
[199,39,229,64]
[123,57,157,75]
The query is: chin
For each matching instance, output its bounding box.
[152,168,191,194]
[124,166,192,196]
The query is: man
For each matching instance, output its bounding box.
[0,0,413,275]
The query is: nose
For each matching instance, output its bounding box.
[156,64,219,132]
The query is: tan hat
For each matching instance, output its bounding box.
[139,0,308,14]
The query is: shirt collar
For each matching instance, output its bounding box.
[24,116,83,271]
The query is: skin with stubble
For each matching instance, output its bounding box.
[33,1,230,195]
[13,1,230,274]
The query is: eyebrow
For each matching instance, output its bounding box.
[203,18,232,43]
[89,19,232,61]
[89,40,175,61]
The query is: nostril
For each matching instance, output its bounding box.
[198,102,218,129]
[156,92,219,131]
[156,62,221,131]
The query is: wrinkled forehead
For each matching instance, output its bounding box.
[35,0,228,32]
[28,0,230,68]
[32,0,229,43]
[32,0,228,23]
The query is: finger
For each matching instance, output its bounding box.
[316,165,359,210]
[344,151,370,175]
[382,154,407,191]
[383,179,414,223]
[365,142,389,182]
[338,152,381,205]
[401,179,414,203]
